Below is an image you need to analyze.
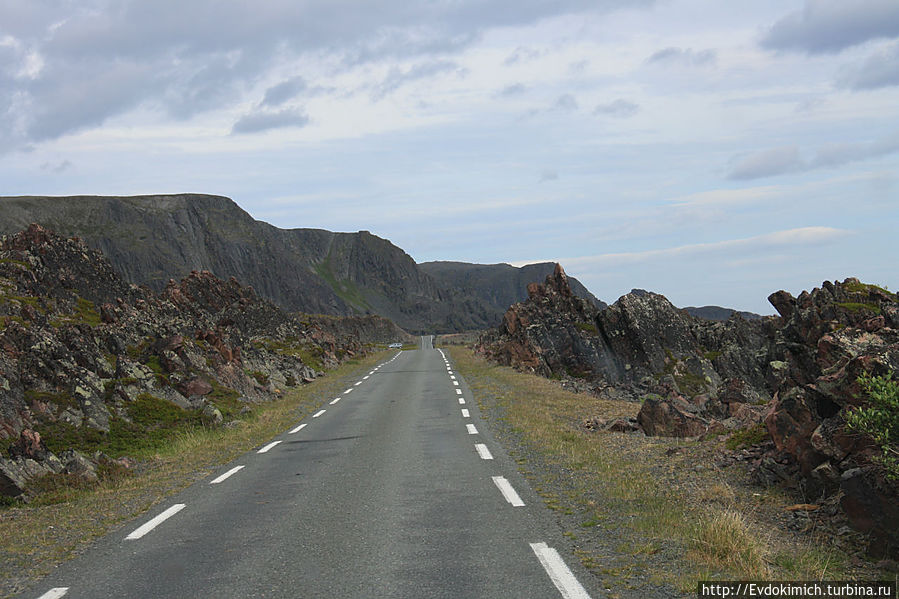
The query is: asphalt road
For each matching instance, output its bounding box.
[25,337,599,598]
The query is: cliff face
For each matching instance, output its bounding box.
[0,195,598,334]
[0,225,403,500]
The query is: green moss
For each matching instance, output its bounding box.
[703,351,722,361]
[250,370,270,386]
[843,281,891,295]
[575,322,599,335]
[725,422,770,450]
[24,389,77,410]
[313,258,371,312]
[836,302,881,315]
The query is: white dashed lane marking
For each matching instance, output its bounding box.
[530,542,592,599]
[209,465,244,484]
[330,397,341,405]
[458,397,465,405]
[475,444,493,460]
[126,504,186,540]
[313,409,326,418]
[455,389,463,395]
[461,409,470,418]
[258,441,282,453]
[37,588,68,599]
[492,476,525,507]
[466,424,478,435]
[289,423,307,434]
[343,388,353,395]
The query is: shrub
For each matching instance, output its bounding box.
[846,373,899,480]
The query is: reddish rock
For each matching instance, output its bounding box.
[183,378,213,397]
[637,396,709,437]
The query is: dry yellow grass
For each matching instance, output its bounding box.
[0,351,388,598]
[448,346,853,591]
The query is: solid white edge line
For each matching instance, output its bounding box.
[475,444,493,460]
[458,398,465,404]
[330,397,341,405]
[126,504,186,540]
[461,408,470,418]
[258,440,282,453]
[289,423,308,434]
[313,409,326,418]
[37,588,69,599]
[491,476,525,507]
[529,542,592,599]
[466,423,478,435]
[210,465,245,484]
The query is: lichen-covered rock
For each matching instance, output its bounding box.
[0,224,398,498]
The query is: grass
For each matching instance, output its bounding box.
[725,422,770,451]
[448,346,854,593]
[0,350,389,597]
[836,302,882,316]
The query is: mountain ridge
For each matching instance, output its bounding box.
[0,194,599,334]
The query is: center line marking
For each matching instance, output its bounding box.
[289,423,308,434]
[455,389,462,395]
[458,397,466,404]
[492,476,525,507]
[126,504,186,540]
[475,444,493,460]
[37,588,68,599]
[461,408,470,417]
[313,409,326,418]
[258,440,282,453]
[466,424,478,435]
[210,465,244,484]
[529,542,592,599]
[330,397,341,405]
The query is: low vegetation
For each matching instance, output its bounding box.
[448,347,857,594]
[846,373,899,481]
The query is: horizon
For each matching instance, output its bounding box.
[1,1,896,314]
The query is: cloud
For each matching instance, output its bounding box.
[592,98,639,118]
[836,42,899,89]
[761,0,899,54]
[39,159,73,173]
[371,60,463,100]
[262,77,307,107]
[553,93,578,111]
[727,133,899,179]
[539,169,559,182]
[498,83,527,97]
[231,108,309,134]
[2,0,652,148]
[727,146,804,180]
[557,227,851,268]
[646,47,716,67]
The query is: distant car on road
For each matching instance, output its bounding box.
[388,342,403,348]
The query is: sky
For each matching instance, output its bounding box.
[1,0,897,314]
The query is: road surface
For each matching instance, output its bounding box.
[26,336,598,598]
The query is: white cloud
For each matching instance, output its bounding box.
[552,227,851,268]
[761,0,899,54]
[231,108,310,134]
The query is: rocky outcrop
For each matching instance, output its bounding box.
[0,224,394,499]
[476,264,773,410]
[760,279,899,556]
[478,271,899,556]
